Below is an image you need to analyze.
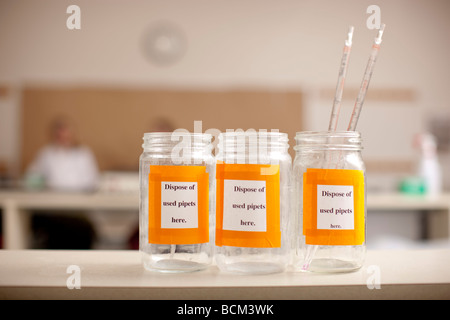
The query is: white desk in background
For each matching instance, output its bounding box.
[0,190,450,249]
[0,190,139,249]
[366,192,450,241]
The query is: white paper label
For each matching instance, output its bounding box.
[160,181,198,229]
[222,180,267,232]
[316,184,354,230]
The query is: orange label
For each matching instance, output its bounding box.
[303,168,365,246]
[216,162,281,248]
[148,165,209,245]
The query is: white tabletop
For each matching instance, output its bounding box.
[366,192,450,211]
[0,190,139,210]
[0,249,449,299]
[1,190,449,211]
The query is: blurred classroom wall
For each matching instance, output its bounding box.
[0,0,449,188]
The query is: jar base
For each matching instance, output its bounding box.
[303,258,362,273]
[218,261,284,275]
[143,258,209,273]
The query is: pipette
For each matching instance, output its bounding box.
[302,27,355,271]
[328,26,354,131]
[347,24,385,131]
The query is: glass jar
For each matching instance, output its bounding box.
[215,130,291,274]
[292,131,366,272]
[139,132,215,272]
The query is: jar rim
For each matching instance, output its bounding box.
[220,131,288,136]
[143,132,213,140]
[219,131,289,142]
[295,130,361,138]
[294,130,362,151]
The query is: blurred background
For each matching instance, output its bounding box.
[0,0,449,250]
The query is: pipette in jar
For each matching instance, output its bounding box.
[304,27,355,271]
[328,26,354,131]
[347,24,385,131]
[303,25,386,272]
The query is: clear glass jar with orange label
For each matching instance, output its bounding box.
[292,131,366,272]
[139,132,215,272]
[215,131,291,274]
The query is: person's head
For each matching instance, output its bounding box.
[150,117,175,132]
[50,117,76,147]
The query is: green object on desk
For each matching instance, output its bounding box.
[24,173,45,190]
[399,176,426,195]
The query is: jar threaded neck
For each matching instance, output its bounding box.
[294,131,362,151]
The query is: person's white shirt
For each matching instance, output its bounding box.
[27,144,99,192]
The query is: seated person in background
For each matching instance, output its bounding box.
[25,117,99,249]
[26,117,99,191]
